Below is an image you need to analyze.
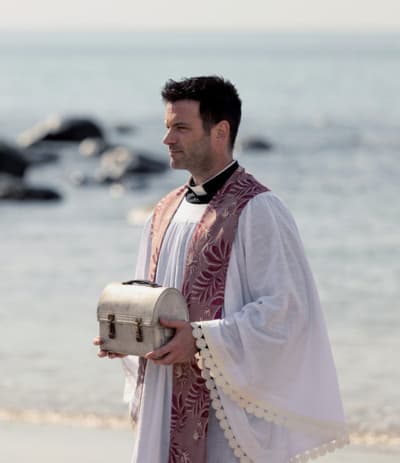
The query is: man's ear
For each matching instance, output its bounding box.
[213,120,230,142]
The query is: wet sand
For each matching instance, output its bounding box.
[1,421,400,463]
[1,422,133,463]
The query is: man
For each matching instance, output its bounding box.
[95,76,348,462]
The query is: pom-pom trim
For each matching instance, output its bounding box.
[192,323,349,463]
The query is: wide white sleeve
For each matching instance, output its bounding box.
[121,216,153,407]
[192,192,348,463]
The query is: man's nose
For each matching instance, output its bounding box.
[163,129,175,145]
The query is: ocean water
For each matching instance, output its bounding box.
[1,31,399,452]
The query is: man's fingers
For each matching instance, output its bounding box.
[159,318,186,329]
[145,336,177,360]
[145,349,168,361]
[151,352,176,365]
[98,349,127,359]
[146,320,196,364]
[93,336,103,346]
[110,352,128,358]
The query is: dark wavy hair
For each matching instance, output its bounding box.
[161,76,242,150]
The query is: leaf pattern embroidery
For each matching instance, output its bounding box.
[186,380,209,417]
[170,392,187,434]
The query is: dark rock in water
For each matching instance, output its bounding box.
[113,123,137,135]
[241,136,273,152]
[18,116,104,147]
[0,139,59,177]
[3,185,62,201]
[0,174,62,201]
[0,140,29,177]
[70,170,148,192]
[23,148,59,166]
[96,146,168,183]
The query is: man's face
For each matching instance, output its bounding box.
[163,100,214,176]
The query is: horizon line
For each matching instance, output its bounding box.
[1,26,400,34]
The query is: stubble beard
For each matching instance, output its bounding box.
[169,136,213,181]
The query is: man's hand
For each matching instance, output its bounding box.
[92,336,127,359]
[145,319,197,365]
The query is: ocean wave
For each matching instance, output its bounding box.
[1,408,400,451]
[350,429,400,451]
[0,408,130,430]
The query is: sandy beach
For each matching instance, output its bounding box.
[1,421,399,463]
[1,422,134,463]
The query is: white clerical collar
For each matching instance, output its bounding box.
[188,160,237,196]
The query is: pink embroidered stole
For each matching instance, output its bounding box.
[145,166,269,462]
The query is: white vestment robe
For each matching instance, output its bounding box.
[122,191,348,463]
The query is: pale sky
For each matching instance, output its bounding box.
[2,0,400,30]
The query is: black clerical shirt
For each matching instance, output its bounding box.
[185,161,239,204]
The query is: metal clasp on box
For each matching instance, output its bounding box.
[107,314,116,339]
[133,318,143,342]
